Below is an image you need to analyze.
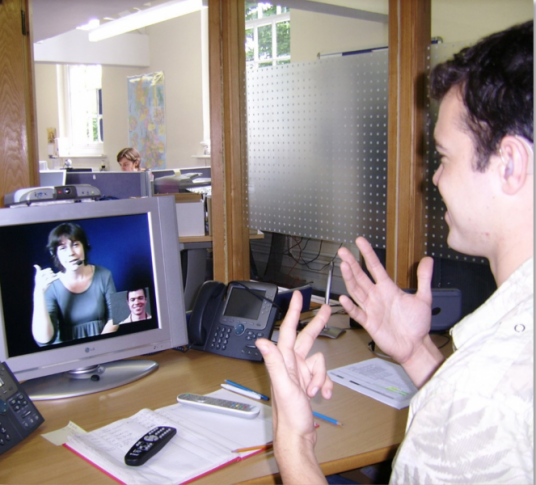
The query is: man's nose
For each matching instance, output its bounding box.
[432,165,442,186]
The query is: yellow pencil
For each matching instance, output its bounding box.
[233,441,273,453]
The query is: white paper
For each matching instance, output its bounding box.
[328,358,418,409]
[65,389,272,485]
[42,421,87,446]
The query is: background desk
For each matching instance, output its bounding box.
[0,315,451,484]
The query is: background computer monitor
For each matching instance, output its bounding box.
[180,166,211,179]
[0,196,188,399]
[65,171,152,199]
[39,170,66,187]
[65,167,93,173]
[152,169,177,180]
[153,166,211,195]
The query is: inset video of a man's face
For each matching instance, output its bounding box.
[113,288,153,325]
[128,290,148,318]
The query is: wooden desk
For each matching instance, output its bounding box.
[0,315,450,484]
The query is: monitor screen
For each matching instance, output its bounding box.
[223,288,265,320]
[0,197,188,399]
[39,170,66,187]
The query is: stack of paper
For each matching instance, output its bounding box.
[65,389,272,484]
[328,358,418,409]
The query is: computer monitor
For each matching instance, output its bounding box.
[180,166,211,179]
[153,169,211,195]
[0,196,188,400]
[65,171,152,199]
[39,170,66,187]
[152,169,177,180]
[65,167,93,173]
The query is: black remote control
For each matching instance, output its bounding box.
[124,426,177,466]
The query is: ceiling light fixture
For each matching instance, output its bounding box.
[88,0,206,42]
[77,18,100,31]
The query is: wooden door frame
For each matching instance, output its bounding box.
[386,0,431,287]
[208,0,250,283]
[0,0,38,207]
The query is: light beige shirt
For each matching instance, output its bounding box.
[119,313,152,324]
[391,258,533,484]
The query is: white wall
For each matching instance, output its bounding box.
[432,0,533,42]
[101,65,146,169]
[289,0,532,63]
[291,9,388,61]
[34,64,60,166]
[102,11,206,169]
[34,11,205,170]
[145,12,205,167]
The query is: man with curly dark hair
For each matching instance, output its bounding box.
[256,21,533,484]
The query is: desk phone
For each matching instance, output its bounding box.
[188,280,278,362]
[0,361,44,455]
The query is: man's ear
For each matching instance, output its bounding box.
[498,136,533,195]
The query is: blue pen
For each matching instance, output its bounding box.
[224,380,270,401]
[313,411,343,427]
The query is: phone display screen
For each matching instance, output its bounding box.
[223,287,265,320]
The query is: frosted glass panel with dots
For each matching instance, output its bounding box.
[246,50,388,247]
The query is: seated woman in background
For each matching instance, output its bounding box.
[117,147,143,171]
[32,222,118,345]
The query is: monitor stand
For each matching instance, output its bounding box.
[22,360,158,401]
[319,326,346,339]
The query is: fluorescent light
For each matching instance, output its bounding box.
[77,18,100,31]
[89,0,205,42]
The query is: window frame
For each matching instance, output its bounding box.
[246,9,290,69]
[58,64,104,156]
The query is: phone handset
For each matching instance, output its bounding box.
[187,281,226,345]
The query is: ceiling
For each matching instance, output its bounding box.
[31,0,387,44]
[32,0,154,43]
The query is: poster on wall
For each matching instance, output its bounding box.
[127,71,166,169]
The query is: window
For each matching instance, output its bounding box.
[245,2,290,69]
[59,64,103,156]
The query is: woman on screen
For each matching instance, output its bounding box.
[32,222,118,345]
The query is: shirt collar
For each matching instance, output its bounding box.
[450,257,534,349]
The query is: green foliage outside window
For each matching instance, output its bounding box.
[245,2,291,68]
[276,20,290,57]
[258,24,273,59]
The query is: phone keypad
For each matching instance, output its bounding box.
[210,326,232,351]
[208,325,266,358]
[8,393,42,429]
[245,330,265,341]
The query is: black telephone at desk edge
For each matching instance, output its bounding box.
[188,280,278,362]
[0,361,45,455]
